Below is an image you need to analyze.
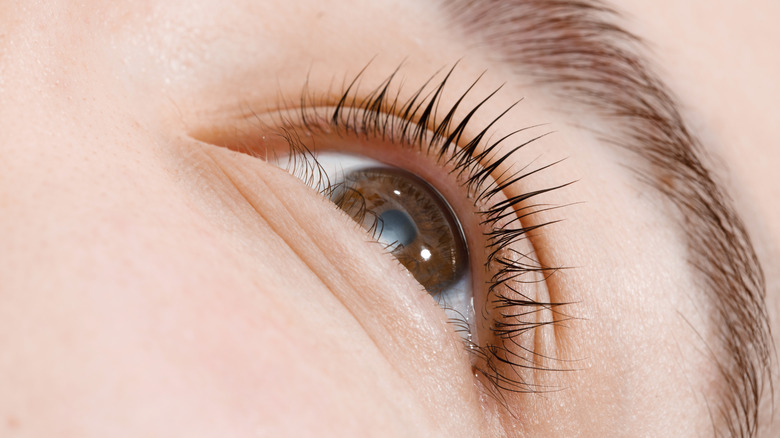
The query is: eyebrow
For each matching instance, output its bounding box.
[439,0,772,435]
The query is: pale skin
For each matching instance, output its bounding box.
[1,0,778,437]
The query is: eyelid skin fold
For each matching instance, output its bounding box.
[190,64,575,411]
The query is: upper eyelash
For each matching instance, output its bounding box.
[268,63,575,398]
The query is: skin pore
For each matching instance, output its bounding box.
[1,0,778,437]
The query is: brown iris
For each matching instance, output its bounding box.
[331,167,468,294]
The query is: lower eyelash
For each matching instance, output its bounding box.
[269,64,574,399]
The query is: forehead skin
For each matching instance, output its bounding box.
[0,0,777,437]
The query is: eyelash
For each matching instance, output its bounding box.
[261,64,572,398]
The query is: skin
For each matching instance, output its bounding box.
[0,0,777,436]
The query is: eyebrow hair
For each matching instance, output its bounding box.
[439,0,772,435]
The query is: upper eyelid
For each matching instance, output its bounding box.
[193,68,524,183]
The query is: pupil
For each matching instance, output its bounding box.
[332,166,468,294]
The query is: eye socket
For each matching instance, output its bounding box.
[192,64,569,397]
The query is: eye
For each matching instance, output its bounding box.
[197,65,569,397]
